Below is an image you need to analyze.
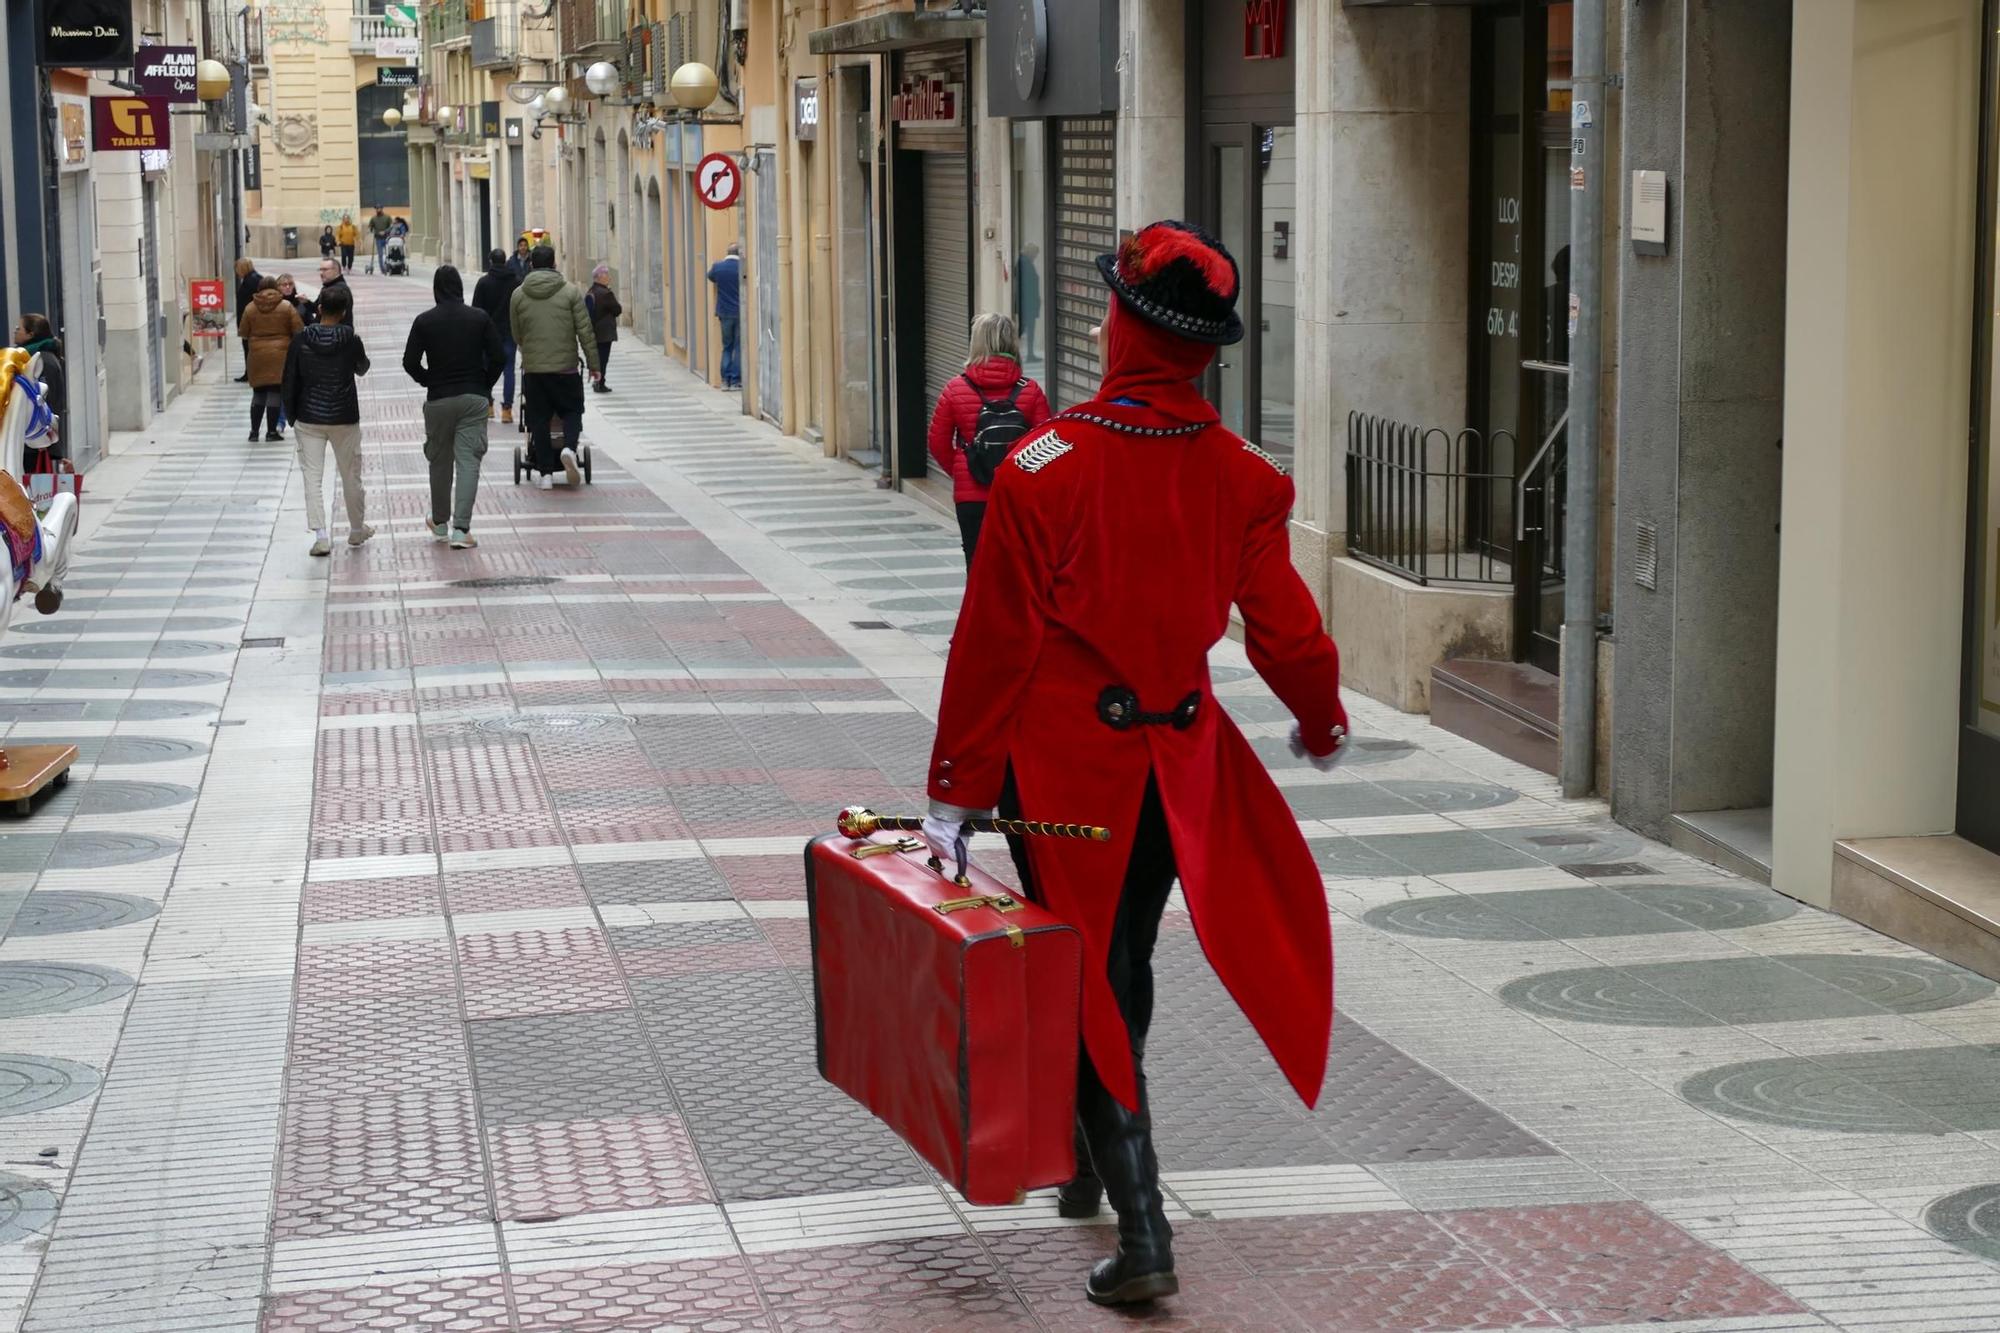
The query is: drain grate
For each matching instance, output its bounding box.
[474,712,631,738]
[448,575,563,590]
[850,621,893,630]
[241,637,285,648]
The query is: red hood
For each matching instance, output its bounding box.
[961,356,1024,391]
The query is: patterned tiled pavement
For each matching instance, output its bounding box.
[0,270,1994,1331]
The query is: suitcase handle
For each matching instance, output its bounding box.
[933,893,1026,948]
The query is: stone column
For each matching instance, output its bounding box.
[1116,0,1184,232]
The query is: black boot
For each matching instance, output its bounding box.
[1055,1120,1102,1219]
[1078,1066,1175,1305]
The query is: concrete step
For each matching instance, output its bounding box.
[1430,657,1559,777]
[1670,807,1774,885]
[1834,835,2000,983]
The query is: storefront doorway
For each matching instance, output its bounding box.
[1189,1,1296,468]
[1963,0,2000,852]
[1470,1,1574,674]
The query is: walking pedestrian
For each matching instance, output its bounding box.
[233,257,262,382]
[926,312,1050,564]
[509,245,598,489]
[368,206,393,272]
[472,249,520,424]
[319,225,337,262]
[506,236,532,280]
[586,264,621,394]
[335,214,358,272]
[239,276,302,442]
[306,257,351,326]
[12,313,67,464]
[403,266,504,549]
[920,221,1350,1308]
[280,282,372,557]
[706,242,741,390]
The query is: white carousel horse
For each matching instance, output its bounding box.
[0,347,78,638]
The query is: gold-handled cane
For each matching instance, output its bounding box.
[835,806,1112,889]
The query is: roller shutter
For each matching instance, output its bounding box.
[1052,117,1116,409]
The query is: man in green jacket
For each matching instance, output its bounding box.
[509,245,600,488]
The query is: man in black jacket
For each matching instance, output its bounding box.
[305,257,352,326]
[471,249,519,425]
[280,283,371,557]
[403,265,504,549]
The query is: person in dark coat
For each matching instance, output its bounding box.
[239,277,303,441]
[585,265,621,393]
[921,221,1350,1308]
[506,235,532,280]
[926,312,1051,564]
[319,225,337,261]
[12,313,67,463]
[234,257,262,382]
[280,282,371,556]
[403,265,504,547]
[305,257,351,326]
[471,249,520,423]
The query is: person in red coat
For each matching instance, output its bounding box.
[925,312,1052,563]
[922,220,1350,1307]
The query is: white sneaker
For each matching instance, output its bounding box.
[560,448,581,487]
[449,529,477,549]
[347,524,375,547]
[430,521,450,542]
[535,473,554,491]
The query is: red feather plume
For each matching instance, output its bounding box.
[1123,223,1236,300]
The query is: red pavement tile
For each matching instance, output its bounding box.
[1261,1265,1557,1332]
[458,933,631,1020]
[617,941,786,977]
[720,855,807,902]
[295,940,458,998]
[281,1090,482,1187]
[1213,1211,1461,1275]
[271,1171,493,1240]
[262,1277,513,1332]
[510,1257,764,1331]
[1024,1275,1311,1332]
[1436,1201,1804,1327]
[300,874,443,923]
[983,1222,1251,1294]
[443,865,590,914]
[490,1113,712,1219]
[766,1290,1036,1333]
[751,1236,1005,1308]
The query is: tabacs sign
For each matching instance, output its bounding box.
[134,45,198,101]
[91,96,169,152]
[39,0,135,66]
[890,74,959,129]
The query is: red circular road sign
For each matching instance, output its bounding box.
[695,152,742,209]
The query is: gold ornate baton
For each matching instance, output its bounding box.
[836,806,1112,843]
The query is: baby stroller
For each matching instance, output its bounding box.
[382,234,409,276]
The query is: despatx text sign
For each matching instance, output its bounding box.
[91,96,169,152]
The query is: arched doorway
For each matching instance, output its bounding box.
[616,130,632,290]
[646,176,664,346]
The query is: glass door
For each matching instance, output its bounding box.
[1204,127,1253,437]
[1963,0,2000,851]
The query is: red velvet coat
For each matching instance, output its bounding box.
[926,384,1347,1112]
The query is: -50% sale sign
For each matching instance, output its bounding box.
[190,279,228,338]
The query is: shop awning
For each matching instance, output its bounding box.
[808,11,982,55]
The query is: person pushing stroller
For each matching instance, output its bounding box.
[509,245,599,489]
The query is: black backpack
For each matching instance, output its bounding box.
[962,376,1032,486]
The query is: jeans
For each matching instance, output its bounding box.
[521,372,585,476]
[498,337,516,408]
[374,234,387,267]
[955,501,986,566]
[295,422,366,534]
[718,315,740,387]
[421,393,490,532]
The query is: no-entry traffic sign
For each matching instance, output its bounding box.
[695,152,741,210]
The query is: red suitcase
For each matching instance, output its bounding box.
[806,829,1083,1205]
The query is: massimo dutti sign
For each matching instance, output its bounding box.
[38,0,135,67]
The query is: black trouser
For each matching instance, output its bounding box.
[522,370,585,475]
[597,342,612,380]
[1000,768,1177,1172]
[955,501,986,566]
[340,244,355,271]
[249,386,283,435]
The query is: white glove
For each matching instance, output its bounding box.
[922,800,989,878]
[1290,723,1351,772]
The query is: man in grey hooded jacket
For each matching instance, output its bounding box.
[509,245,600,487]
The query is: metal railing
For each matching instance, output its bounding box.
[1345,412,1514,587]
[350,5,401,50]
[471,3,519,66]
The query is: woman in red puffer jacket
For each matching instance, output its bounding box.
[927,313,1052,563]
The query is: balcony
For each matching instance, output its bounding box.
[430,0,469,48]
[471,1,518,67]
[350,3,422,53]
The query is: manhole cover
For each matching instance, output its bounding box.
[0,962,134,1017]
[0,1173,57,1244]
[0,640,234,661]
[12,891,160,935]
[73,781,196,816]
[1501,954,1992,1028]
[474,712,631,737]
[447,575,564,590]
[1927,1185,2000,1262]
[0,1054,100,1118]
[92,736,207,764]
[46,832,181,870]
[12,617,241,636]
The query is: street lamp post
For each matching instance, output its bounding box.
[668,62,746,415]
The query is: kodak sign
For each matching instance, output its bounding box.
[91,96,169,152]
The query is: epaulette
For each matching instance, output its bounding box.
[1012,433,1074,474]
[1244,441,1288,475]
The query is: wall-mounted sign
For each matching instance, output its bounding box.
[134,44,197,100]
[243,143,262,190]
[376,65,419,87]
[190,279,228,338]
[1011,0,1047,100]
[1243,0,1286,60]
[696,151,741,210]
[891,74,959,128]
[91,96,169,152]
[504,117,522,141]
[375,36,419,59]
[38,0,134,66]
[479,100,500,138]
[384,3,417,26]
[54,99,88,169]
[793,77,819,141]
[985,0,1116,120]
